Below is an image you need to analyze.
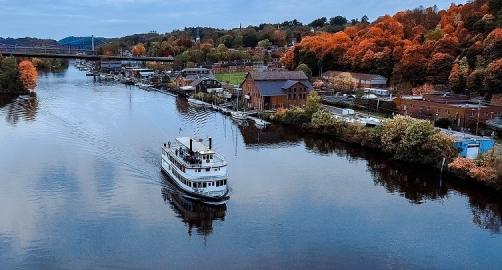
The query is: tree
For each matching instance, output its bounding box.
[448,57,469,93]
[18,60,37,91]
[484,28,502,61]
[425,27,444,41]
[258,39,272,49]
[484,58,502,97]
[330,16,348,26]
[0,57,23,93]
[467,68,486,95]
[361,15,369,24]
[132,43,146,56]
[331,72,355,92]
[305,91,321,116]
[296,63,313,80]
[309,17,327,28]
[426,53,454,85]
[311,109,337,127]
[242,28,258,47]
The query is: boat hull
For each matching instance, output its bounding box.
[161,167,230,205]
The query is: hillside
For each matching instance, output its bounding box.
[58,36,108,50]
[0,37,58,47]
[282,0,502,98]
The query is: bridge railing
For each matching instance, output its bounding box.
[0,44,94,55]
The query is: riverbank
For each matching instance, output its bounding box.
[260,93,502,192]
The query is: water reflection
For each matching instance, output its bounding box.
[240,128,502,234]
[161,178,226,237]
[0,94,39,124]
[175,96,189,114]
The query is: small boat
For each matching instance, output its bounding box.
[231,111,248,120]
[220,107,231,115]
[136,82,154,90]
[253,118,270,128]
[187,98,207,107]
[161,137,230,205]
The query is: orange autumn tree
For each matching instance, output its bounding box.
[132,43,146,56]
[18,60,38,91]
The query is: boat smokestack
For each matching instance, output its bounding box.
[209,138,212,149]
[189,139,193,152]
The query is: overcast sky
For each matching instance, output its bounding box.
[0,0,465,40]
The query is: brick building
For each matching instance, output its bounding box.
[241,71,313,110]
[395,94,502,129]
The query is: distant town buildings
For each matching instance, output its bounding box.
[322,71,388,89]
[175,68,214,88]
[395,93,502,129]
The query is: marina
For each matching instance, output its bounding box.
[0,65,501,269]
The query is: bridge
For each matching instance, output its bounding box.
[0,44,174,63]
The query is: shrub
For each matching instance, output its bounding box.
[449,157,499,184]
[311,109,336,127]
[305,91,321,117]
[380,115,456,165]
[273,108,310,125]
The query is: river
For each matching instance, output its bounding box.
[0,66,501,269]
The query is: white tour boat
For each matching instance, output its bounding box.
[161,137,230,204]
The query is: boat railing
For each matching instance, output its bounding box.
[163,145,226,168]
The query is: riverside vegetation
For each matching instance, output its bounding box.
[268,92,502,190]
[0,56,38,94]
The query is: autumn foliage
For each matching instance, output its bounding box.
[132,43,146,56]
[282,0,502,99]
[18,60,38,91]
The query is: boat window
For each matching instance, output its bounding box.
[203,183,207,188]
[223,180,227,185]
[206,168,210,172]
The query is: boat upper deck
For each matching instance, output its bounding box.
[163,137,226,168]
[176,137,214,155]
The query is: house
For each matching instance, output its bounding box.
[241,71,313,110]
[190,77,222,93]
[395,93,502,129]
[441,129,495,159]
[123,67,155,79]
[175,68,214,87]
[100,60,122,73]
[322,71,388,88]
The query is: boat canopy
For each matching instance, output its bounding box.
[176,137,214,154]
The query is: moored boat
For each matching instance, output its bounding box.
[231,111,248,120]
[161,137,230,205]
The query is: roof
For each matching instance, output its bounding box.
[190,77,220,87]
[254,81,289,96]
[246,71,313,96]
[176,137,214,154]
[181,67,210,72]
[440,129,495,143]
[322,71,387,82]
[250,71,309,81]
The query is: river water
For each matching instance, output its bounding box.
[0,66,501,269]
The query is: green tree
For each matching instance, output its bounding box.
[0,57,23,93]
[295,63,313,80]
[425,27,444,41]
[305,91,321,116]
[329,16,348,26]
[309,17,327,28]
[311,109,336,127]
[258,39,272,48]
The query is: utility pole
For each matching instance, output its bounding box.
[91,35,95,55]
[475,99,481,136]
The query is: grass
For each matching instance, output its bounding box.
[215,72,246,85]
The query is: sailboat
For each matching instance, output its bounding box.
[231,89,248,120]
